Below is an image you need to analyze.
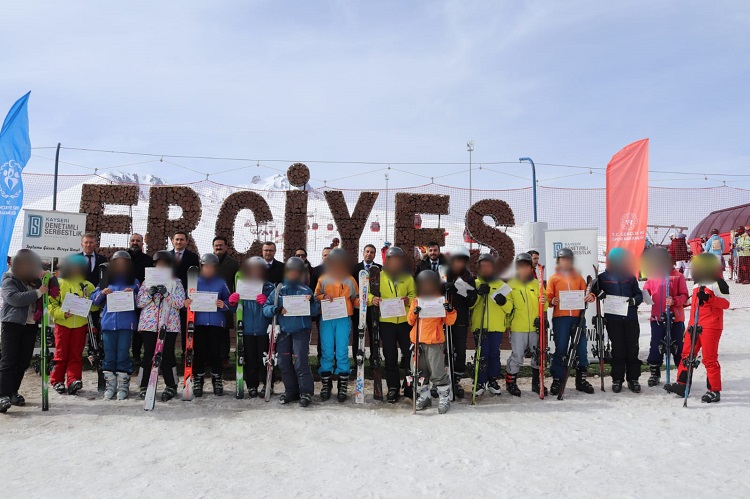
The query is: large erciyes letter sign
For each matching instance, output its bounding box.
[79,163,517,264]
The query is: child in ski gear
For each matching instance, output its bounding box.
[183,253,232,397]
[136,250,185,401]
[642,246,689,387]
[506,252,548,396]
[442,246,477,398]
[470,253,513,396]
[91,251,140,400]
[368,246,416,403]
[408,270,457,413]
[228,256,274,398]
[48,254,99,395]
[314,248,359,403]
[546,248,596,396]
[592,248,643,393]
[665,253,730,403]
[736,227,750,284]
[262,257,320,407]
[0,250,48,412]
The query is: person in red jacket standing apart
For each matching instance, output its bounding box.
[665,253,729,403]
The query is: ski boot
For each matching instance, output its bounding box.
[319,373,333,401]
[68,380,83,395]
[53,382,66,395]
[487,378,503,395]
[505,373,521,397]
[474,382,486,397]
[0,396,10,413]
[248,386,258,398]
[701,391,720,403]
[531,369,548,396]
[453,380,465,399]
[550,378,562,396]
[664,371,689,396]
[612,380,623,393]
[337,374,349,403]
[299,393,312,407]
[139,387,147,399]
[212,373,224,396]
[193,373,205,397]
[10,393,26,406]
[161,386,177,402]
[575,368,595,394]
[647,364,661,387]
[437,385,451,414]
[386,387,399,404]
[116,373,130,400]
[416,387,432,411]
[627,380,641,393]
[430,387,439,399]
[402,381,413,401]
[103,371,117,400]
[279,392,299,405]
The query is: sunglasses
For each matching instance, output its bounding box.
[295,253,307,258]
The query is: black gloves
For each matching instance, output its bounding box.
[156,285,168,296]
[697,286,710,304]
[443,302,454,312]
[148,286,158,297]
[466,288,478,301]
[627,297,636,306]
[718,278,729,295]
[413,306,422,316]
[477,284,490,296]
[274,306,284,316]
[493,294,507,306]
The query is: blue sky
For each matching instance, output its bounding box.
[2,1,748,190]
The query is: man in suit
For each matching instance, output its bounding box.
[127,232,153,363]
[310,246,331,295]
[414,241,446,277]
[79,233,107,286]
[214,236,239,365]
[351,244,383,354]
[262,241,284,285]
[170,230,201,354]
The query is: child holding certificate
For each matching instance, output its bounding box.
[182,253,232,397]
[48,254,99,395]
[263,257,320,407]
[545,248,596,396]
[313,248,359,403]
[408,270,456,414]
[228,256,274,398]
[91,251,140,400]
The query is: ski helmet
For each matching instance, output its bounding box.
[556,247,575,260]
[385,246,405,259]
[111,250,131,261]
[515,252,533,265]
[153,250,175,265]
[416,269,441,289]
[200,253,220,266]
[449,246,470,260]
[711,228,719,235]
[245,256,266,268]
[326,248,348,263]
[477,253,495,266]
[284,256,306,272]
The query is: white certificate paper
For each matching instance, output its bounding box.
[491,283,512,301]
[454,278,475,298]
[144,267,172,288]
[283,295,311,317]
[379,298,407,319]
[321,297,349,321]
[417,297,446,318]
[237,279,263,300]
[61,293,93,318]
[559,290,585,311]
[107,291,134,313]
[603,295,630,316]
[190,291,218,312]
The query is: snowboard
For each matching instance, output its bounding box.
[355,269,369,404]
[182,266,199,401]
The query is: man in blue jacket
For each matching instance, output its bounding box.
[263,257,321,407]
[592,248,643,393]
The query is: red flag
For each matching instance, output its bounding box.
[606,139,649,259]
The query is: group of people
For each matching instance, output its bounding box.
[0,231,730,413]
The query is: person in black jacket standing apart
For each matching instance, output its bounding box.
[261,241,284,285]
[351,244,382,352]
[79,233,107,287]
[170,231,201,356]
[127,232,153,363]
[414,241,446,277]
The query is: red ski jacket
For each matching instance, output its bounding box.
[687,281,730,331]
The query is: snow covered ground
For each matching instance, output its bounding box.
[2,312,750,498]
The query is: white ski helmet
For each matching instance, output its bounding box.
[449,246,470,260]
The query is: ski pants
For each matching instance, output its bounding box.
[139,330,178,389]
[318,316,351,376]
[677,326,723,391]
[380,322,411,389]
[450,324,468,375]
[476,330,503,385]
[244,334,270,389]
[0,322,37,397]
[50,324,88,386]
[647,321,684,366]
[507,331,539,375]
[277,329,314,396]
[551,316,588,380]
[193,325,225,377]
[738,256,750,283]
[102,329,134,374]
[607,319,641,382]
[412,343,449,387]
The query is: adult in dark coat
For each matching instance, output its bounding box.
[214,236,240,363]
[127,233,153,363]
[351,244,383,352]
[262,241,284,285]
[414,241,446,277]
[170,231,201,354]
[310,247,331,297]
[79,233,107,287]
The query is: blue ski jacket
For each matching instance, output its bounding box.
[263,280,320,333]
[593,270,642,322]
[193,275,232,327]
[91,279,141,331]
[241,281,275,335]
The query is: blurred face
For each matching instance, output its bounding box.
[418,280,441,298]
[201,264,217,278]
[363,246,376,263]
[154,260,172,271]
[531,253,539,267]
[557,257,574,272]
[516,262,534,281]
[321,248,331,261]
[247,264,266,281]
[427,245,440,261]
[478,261,495,280]
[262,244,276,262]
[81,236,97,254]
[213,239,228,256]
[172,233,187,251]
[325,258,348,279]
[450,258,466,275]
[285,268,302,282]
[109,258,131,278]
[384,256,403,275]
[129,234,144,251]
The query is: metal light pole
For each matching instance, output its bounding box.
[52,142,61,210]
[384,172,390,243]
[467,141,474,249]
[519,157,537,222]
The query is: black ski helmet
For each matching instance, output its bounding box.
[200,253,220,266]
[515,252,533,265]
[326,248,348,263]
[385,246,405,259]
[244,256,266,268]
[285,256,306,272]
[111,250,131,261]
[556,247,575,260]
[477,253,495,265]
[416,269,441,290]
[153,250,175,265]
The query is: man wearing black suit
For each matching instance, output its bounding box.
[262,241,284,285]
[79,233,108,287]
[170,231,201,354]
[414,241,446,277]
[310,247,331,295]
[127,232,153,363]
[351,244,383,353]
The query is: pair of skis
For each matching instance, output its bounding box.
[82,271,105,392]
[471,293,489,405]
[591,265,607,392]
[368,267,384,401]
[438,266,456,401]
[661,276,674,385]
[537,267,548,399]
[264,283,283,402]
[682,288,703,408]
[355,269,370,404]
[235,273,245,399]
[40,272,52,411]
[182,267,199,401]
[144,289,167,411]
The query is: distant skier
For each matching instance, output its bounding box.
[703,229,725,270]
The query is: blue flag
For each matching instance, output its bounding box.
[0,92,31,275]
